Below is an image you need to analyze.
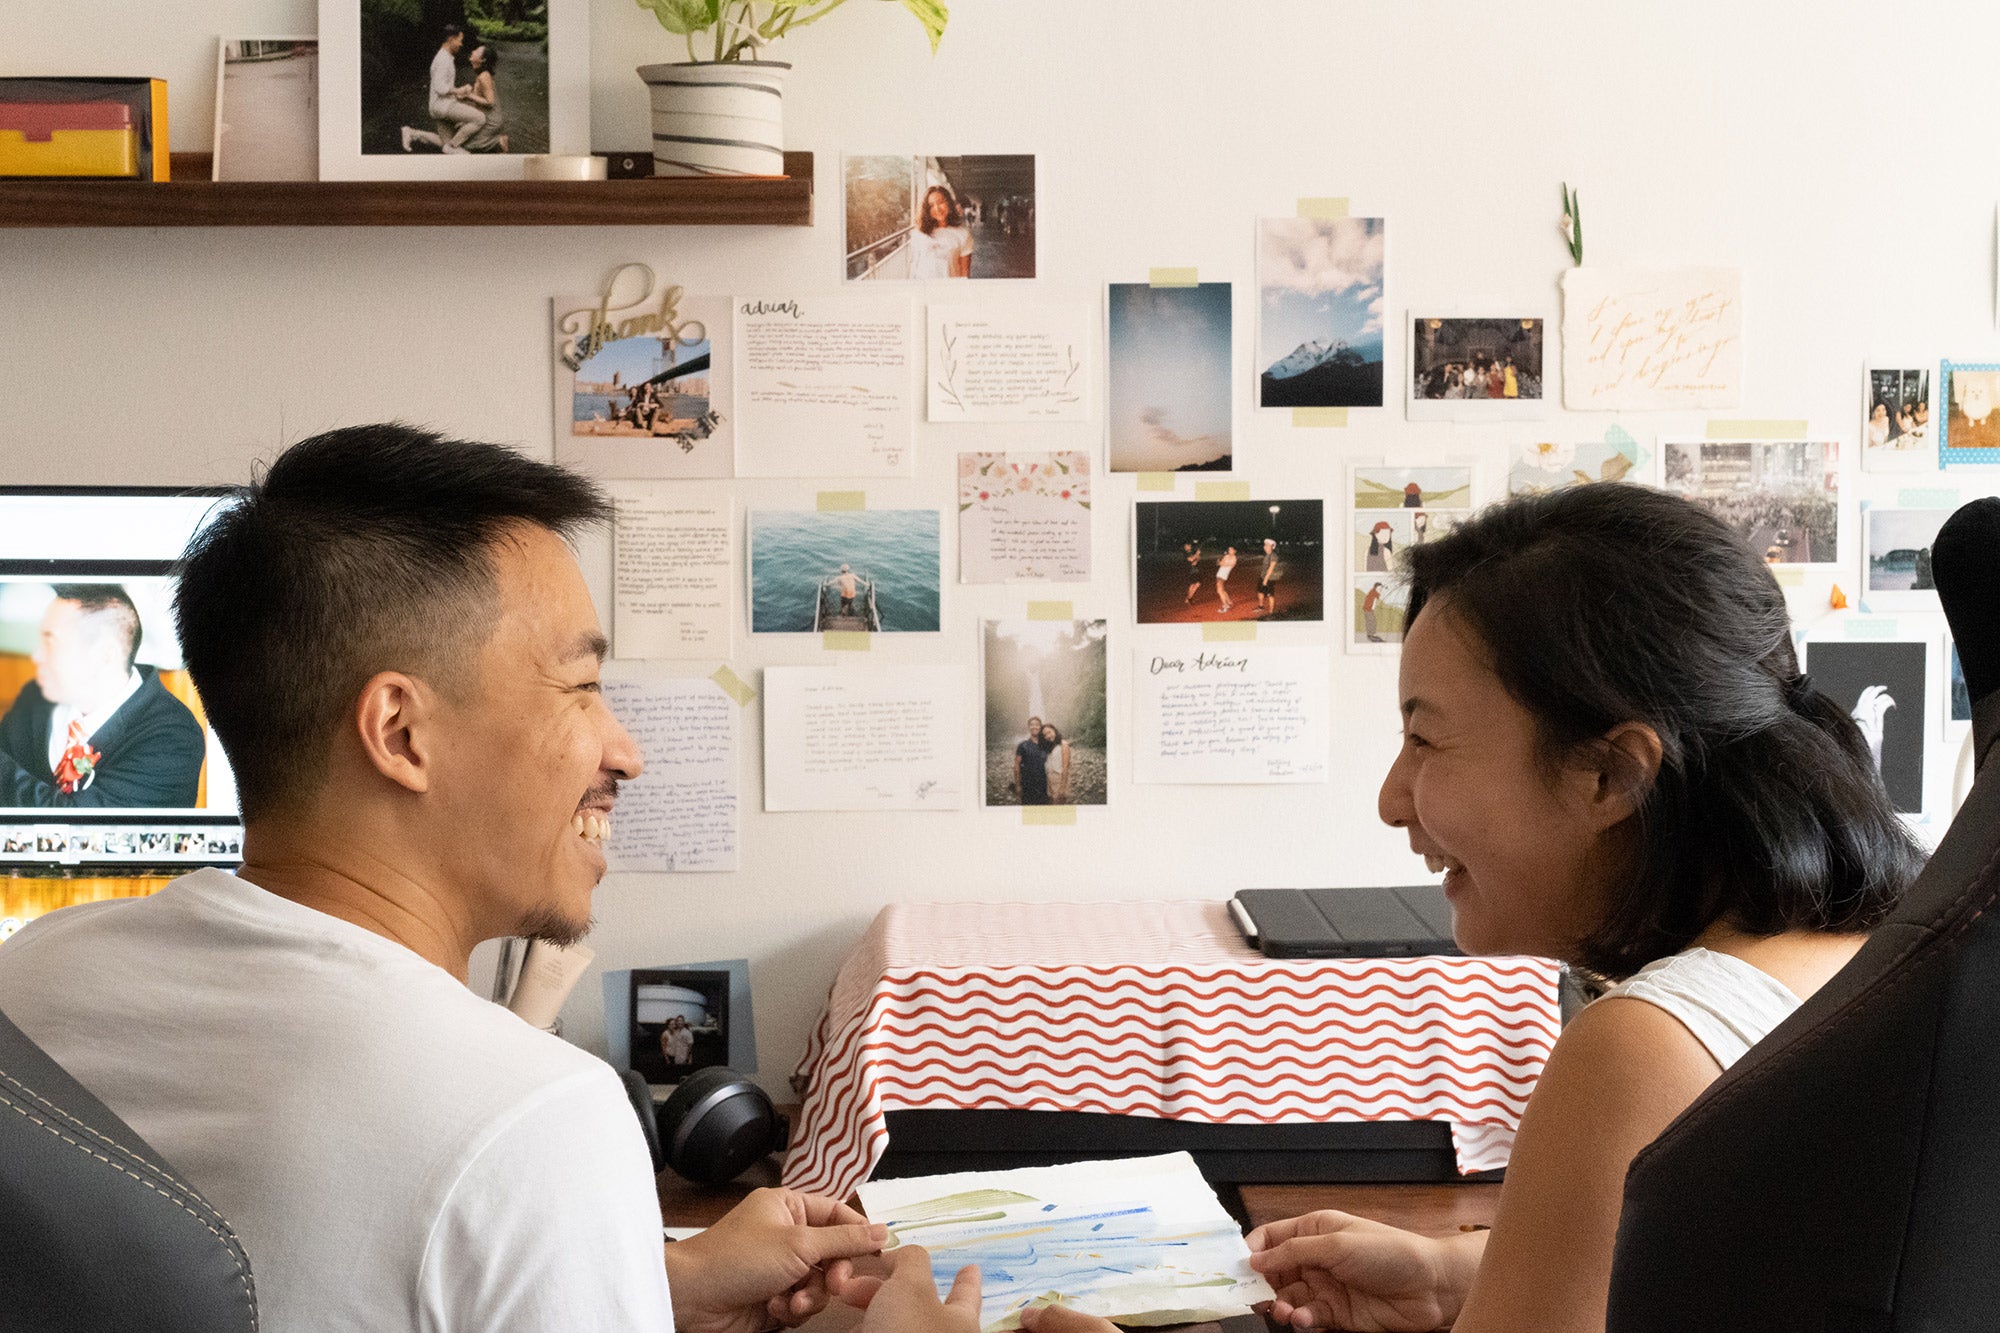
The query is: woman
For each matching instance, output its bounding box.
[458,45,509,152]
[1039,723,1071,805]
[1361,581,1385,642]
[1411,511,1430,544]
[1867,401,1892,449]
[974,484,1921,1333]
[1486,358,1507,399]
[1215,545,1237,613]
[1502,357,1520,399]
[907,184,973,279]
[1365,521,1395,572]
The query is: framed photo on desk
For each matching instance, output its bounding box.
[317,0,589,180]
[631,968,731,1087]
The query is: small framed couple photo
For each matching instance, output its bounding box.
[630,968,732,1088]
[317,0,590,181]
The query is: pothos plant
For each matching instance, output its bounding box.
[635,0,947,63]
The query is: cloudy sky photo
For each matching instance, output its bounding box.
[1107,282,1233,471]
[1258,217,1385,373]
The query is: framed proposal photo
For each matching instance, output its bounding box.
[317,0,588,180]
[629,968,730,1087]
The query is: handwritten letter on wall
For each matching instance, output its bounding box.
[1560,267,1743,411]
[928,303,1092,422]
[1133,645,1330,784]
[602,678,738,873]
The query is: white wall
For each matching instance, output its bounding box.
[6,0,1996,1094]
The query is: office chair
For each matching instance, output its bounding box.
[1607,497,2000,1332]
[0,1005,257,1331]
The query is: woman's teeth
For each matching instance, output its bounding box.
[572,811,611,842]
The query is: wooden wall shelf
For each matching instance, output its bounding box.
[0,151,813,228]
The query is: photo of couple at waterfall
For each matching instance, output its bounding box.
[982,618,1109,808]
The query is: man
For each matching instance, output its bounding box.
[424,24,483,154]
[0,426,884,1330]
[1012,714,1048,805]
[836,563,858,615]
[1256,538,1282,618]
[0,584,204,808]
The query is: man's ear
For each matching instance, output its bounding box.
[1582,721,1664,829]
[353,671,436,795]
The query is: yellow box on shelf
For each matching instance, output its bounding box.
[0,78,168,180]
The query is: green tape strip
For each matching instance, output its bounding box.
[1772,567,1806,588]
[1203,622,1257,642]
[1149,266,1198,287]
[1136,472,1177,491]
[1292,407,1348,428]
[1843,618,1899,639]
[1705,420,1808,440]
[1022,805,1078,826]
[817,491,866,512]
[1196,481,1250,502]
[709,664,757,707]
[1296,197,1349,219]
[1898,487,1960,509]
[1027,601,1073,621]
[822,631,872,652]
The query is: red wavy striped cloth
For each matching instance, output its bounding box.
[783,900,1564,1201]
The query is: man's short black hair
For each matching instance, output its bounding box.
[173,424,612,822]
[441,22,463,37]
[50,583,142,672]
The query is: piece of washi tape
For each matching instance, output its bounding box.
[1771,567,1807,588]
[817,491,865,512]
[1297,197,1349,219]
[1149,267,1198,287]
[1292,407,1348,428]
[709,664,757,706]
[1136,473,1177,491]
[1705,419,1809,440]
[1027,601,1073,621]
[1204,623,1256,642]
[822,631,871,652]
[1843,618,1899,639]
[1022,805,1078,826]
[1898,487,1960,509]
[1196,481,1251,502]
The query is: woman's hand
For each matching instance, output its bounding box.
[663,1187,888,1333]
[1247,1210,1479,1332]
[1019,1303,1123,1333]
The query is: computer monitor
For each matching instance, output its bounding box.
[0,487,243,879]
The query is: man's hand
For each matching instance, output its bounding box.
[831,1244,983,1332]
[1246,1210,1470,1332]
[663,1187,887,1333]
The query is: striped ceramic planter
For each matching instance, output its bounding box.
[637,61,788,177]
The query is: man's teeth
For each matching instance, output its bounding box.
[572,811,611,842]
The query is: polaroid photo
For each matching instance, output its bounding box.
[1257,216,1386,410]
[1407,316,1548,421]
[844,155,1036,281]
[748,509,941,633]
[1862,507,1948,610]
[982,619,1109,808]
[212,38,319,181]
[318,0,589,180]
[1940,361,2000,467]
[630,968,731,1088]
[1803,638,1929,815]
[551,268,732,480]
[1107,282,1233,473]
[1861,365,1934,474]
[1507,438,1647,496]
[1660,440,1841,566]
[1132,499,1324,625]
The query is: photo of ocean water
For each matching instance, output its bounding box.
[749,509,942,632]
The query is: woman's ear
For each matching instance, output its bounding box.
[1584,721,1663,828]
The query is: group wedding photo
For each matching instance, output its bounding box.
[982,618,1108,808]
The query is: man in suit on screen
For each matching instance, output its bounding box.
[0,584,204,807]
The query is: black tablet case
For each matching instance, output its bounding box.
[1233,885,1459,958]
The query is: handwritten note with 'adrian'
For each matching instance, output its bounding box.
[1132,645,1330,784]
[602,678,738,873]
[1561,267,1742,411]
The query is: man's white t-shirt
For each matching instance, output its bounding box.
[0,869,675,1332]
